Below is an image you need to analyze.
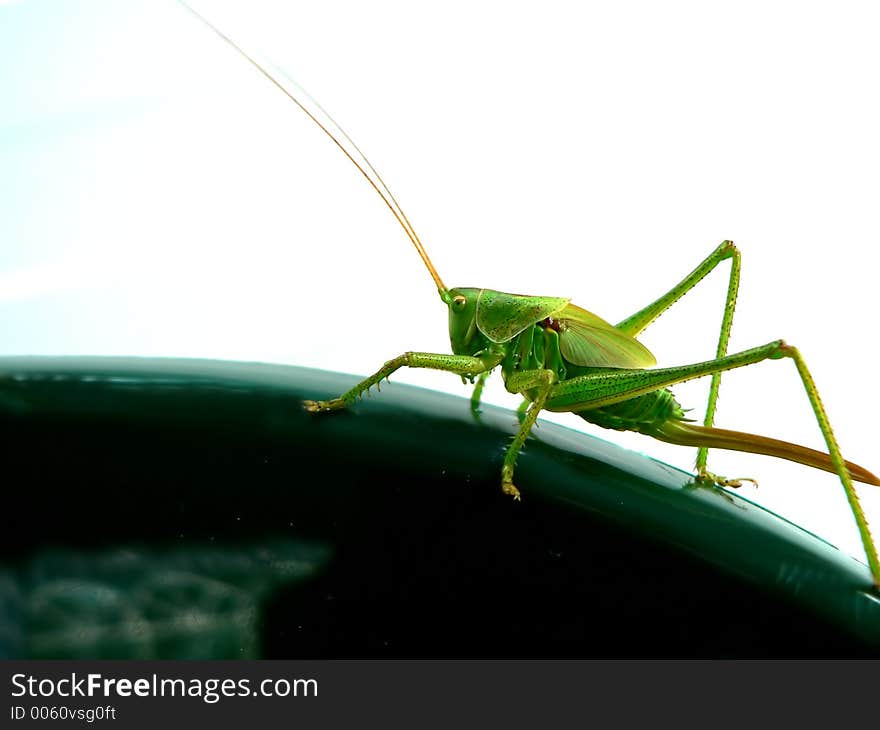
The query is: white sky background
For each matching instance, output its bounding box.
[2,0,879,567]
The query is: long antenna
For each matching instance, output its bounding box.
[177,1,448,294]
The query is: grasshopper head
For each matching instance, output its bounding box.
[442,287,484,355]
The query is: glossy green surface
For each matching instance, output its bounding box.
[0,356,878,657]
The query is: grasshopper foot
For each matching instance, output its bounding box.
[502,481,522,501]
[302,398,346,413]
[696,469,758,489]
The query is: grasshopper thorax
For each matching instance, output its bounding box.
[443,287,571,357]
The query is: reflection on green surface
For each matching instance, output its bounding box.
[1,541,330,659]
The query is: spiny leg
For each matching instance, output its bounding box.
[615,240,742,480]
[303,351,502,412]
[541,340,880,585]
[697,243,741,478]
[500,369,557,500]
[782,344,879,583]
[615,240,739,337]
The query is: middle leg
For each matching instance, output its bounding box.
[500,369,558,499]
[614,240,742,477]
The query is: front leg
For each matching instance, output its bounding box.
[304,351,502,412]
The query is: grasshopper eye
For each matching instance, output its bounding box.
[453,295,467,309]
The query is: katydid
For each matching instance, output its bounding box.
[182,3,880,586]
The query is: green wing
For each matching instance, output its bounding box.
[476,290,569,343]
[556,303,656,368]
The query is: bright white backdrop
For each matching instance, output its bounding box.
[2,0,879,566]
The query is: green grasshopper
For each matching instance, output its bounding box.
[183,3,880,586]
